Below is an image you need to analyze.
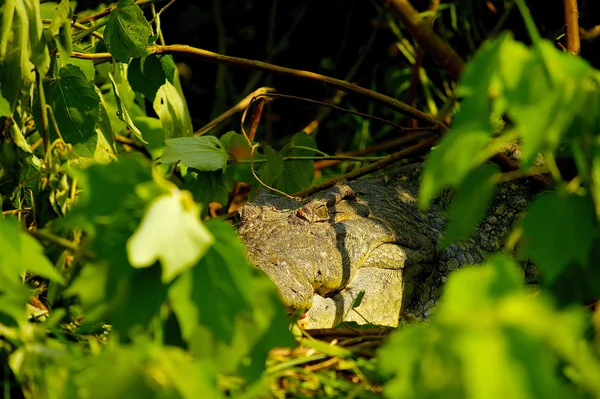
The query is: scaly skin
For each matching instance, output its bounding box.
[236,163,533,329]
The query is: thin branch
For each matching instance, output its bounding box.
[28,229,95,259]
[71,45,446,129]
[292,138,437,198]
[382,0,465,80]
[563,0,581,55]
[194,87,276,136]
[254,92,410,133]
[314,130,436,170]
[75,0,165,23]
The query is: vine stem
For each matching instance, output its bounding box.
[292,137,437,198]
[70,45,446,129]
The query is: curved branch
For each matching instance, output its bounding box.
[382,0,465,80]
[70,45,446,131]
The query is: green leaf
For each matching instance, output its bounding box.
[127,189,215,283]
[59,156,153,231]
[274,131,316,194]
[0,0,50,99]
[75,341,223,398]
[518,191,595,283]
[67,56,95,81]
[0,217,65,284]
[104,0,151,63]
[379,255,600,399]
[169,220,292,379]
[0,86,9,116]
[44,0,72,64]
[420,127,491,208]
[258,146,284,186]
[441,164,499,248]
[108,71,147,143]
[41,64,101,154]
[159,136,228,171]
[128,54,175,101]
[153,79,194,138]
[182,170,232,216]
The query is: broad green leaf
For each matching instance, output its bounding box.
[593,144,600,217]
[127,189,215,283]
[505,44,591,168]
[44,0,72,64]
[103,0,151,63]
[0,86,10,116]
[0,0,50,99]
[0,217,65,285]
[169,220,252,343]
[59,156,153,231]
[41,64,101,155]
[153,79,194,138]
[132,115,164,156]
[67,57,95,81]
[108,265,169,335]
[182,170,232,216]
[379,255,600,399]
[275,131,316,194]
[75,341,222,398]
[441,164,499,248]
[420,127,491,208]
[169,220,292,379]
[108,71,146,143]
[159,136,228,171]
[259,145,284,186]
[519,191,595,283]
[128,54,175,101]
[0,277,30,324]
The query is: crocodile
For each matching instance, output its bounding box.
[236,163,534,329]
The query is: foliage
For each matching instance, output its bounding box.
[0,0,599,398]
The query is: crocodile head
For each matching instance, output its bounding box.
[236,183,433,327]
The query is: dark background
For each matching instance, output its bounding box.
[75,0,600,154]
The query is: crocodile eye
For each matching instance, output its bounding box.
[315,205,329,219]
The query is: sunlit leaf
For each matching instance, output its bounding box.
[420,127,491,208]
[44,0,72,64]
[153,79,194,138]
[379,255,600,399]
[127,189,215,283]
[0,0,50,100]
[104,0,151,63]
[519,191,595,283]
[41,64,101,156]
[129,54,176,101]
[0,216,65,284]
[169,220,292,380]
[108,71,146,143]
[159,136,228,171]
[441,164,499,248]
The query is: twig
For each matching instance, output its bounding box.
[246,97,265,142]
[115,134,153,159]
[563,0,581,55]
[71,45,445,128]
[580,25,600,40]
[253,92,410,133]
[36,71,49,155]
[313,130,435,170]
[382,0,465,80]
[28,229,94,259]
[194,87,275,136]
[75,0,165,23]
[292,137,437,198]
